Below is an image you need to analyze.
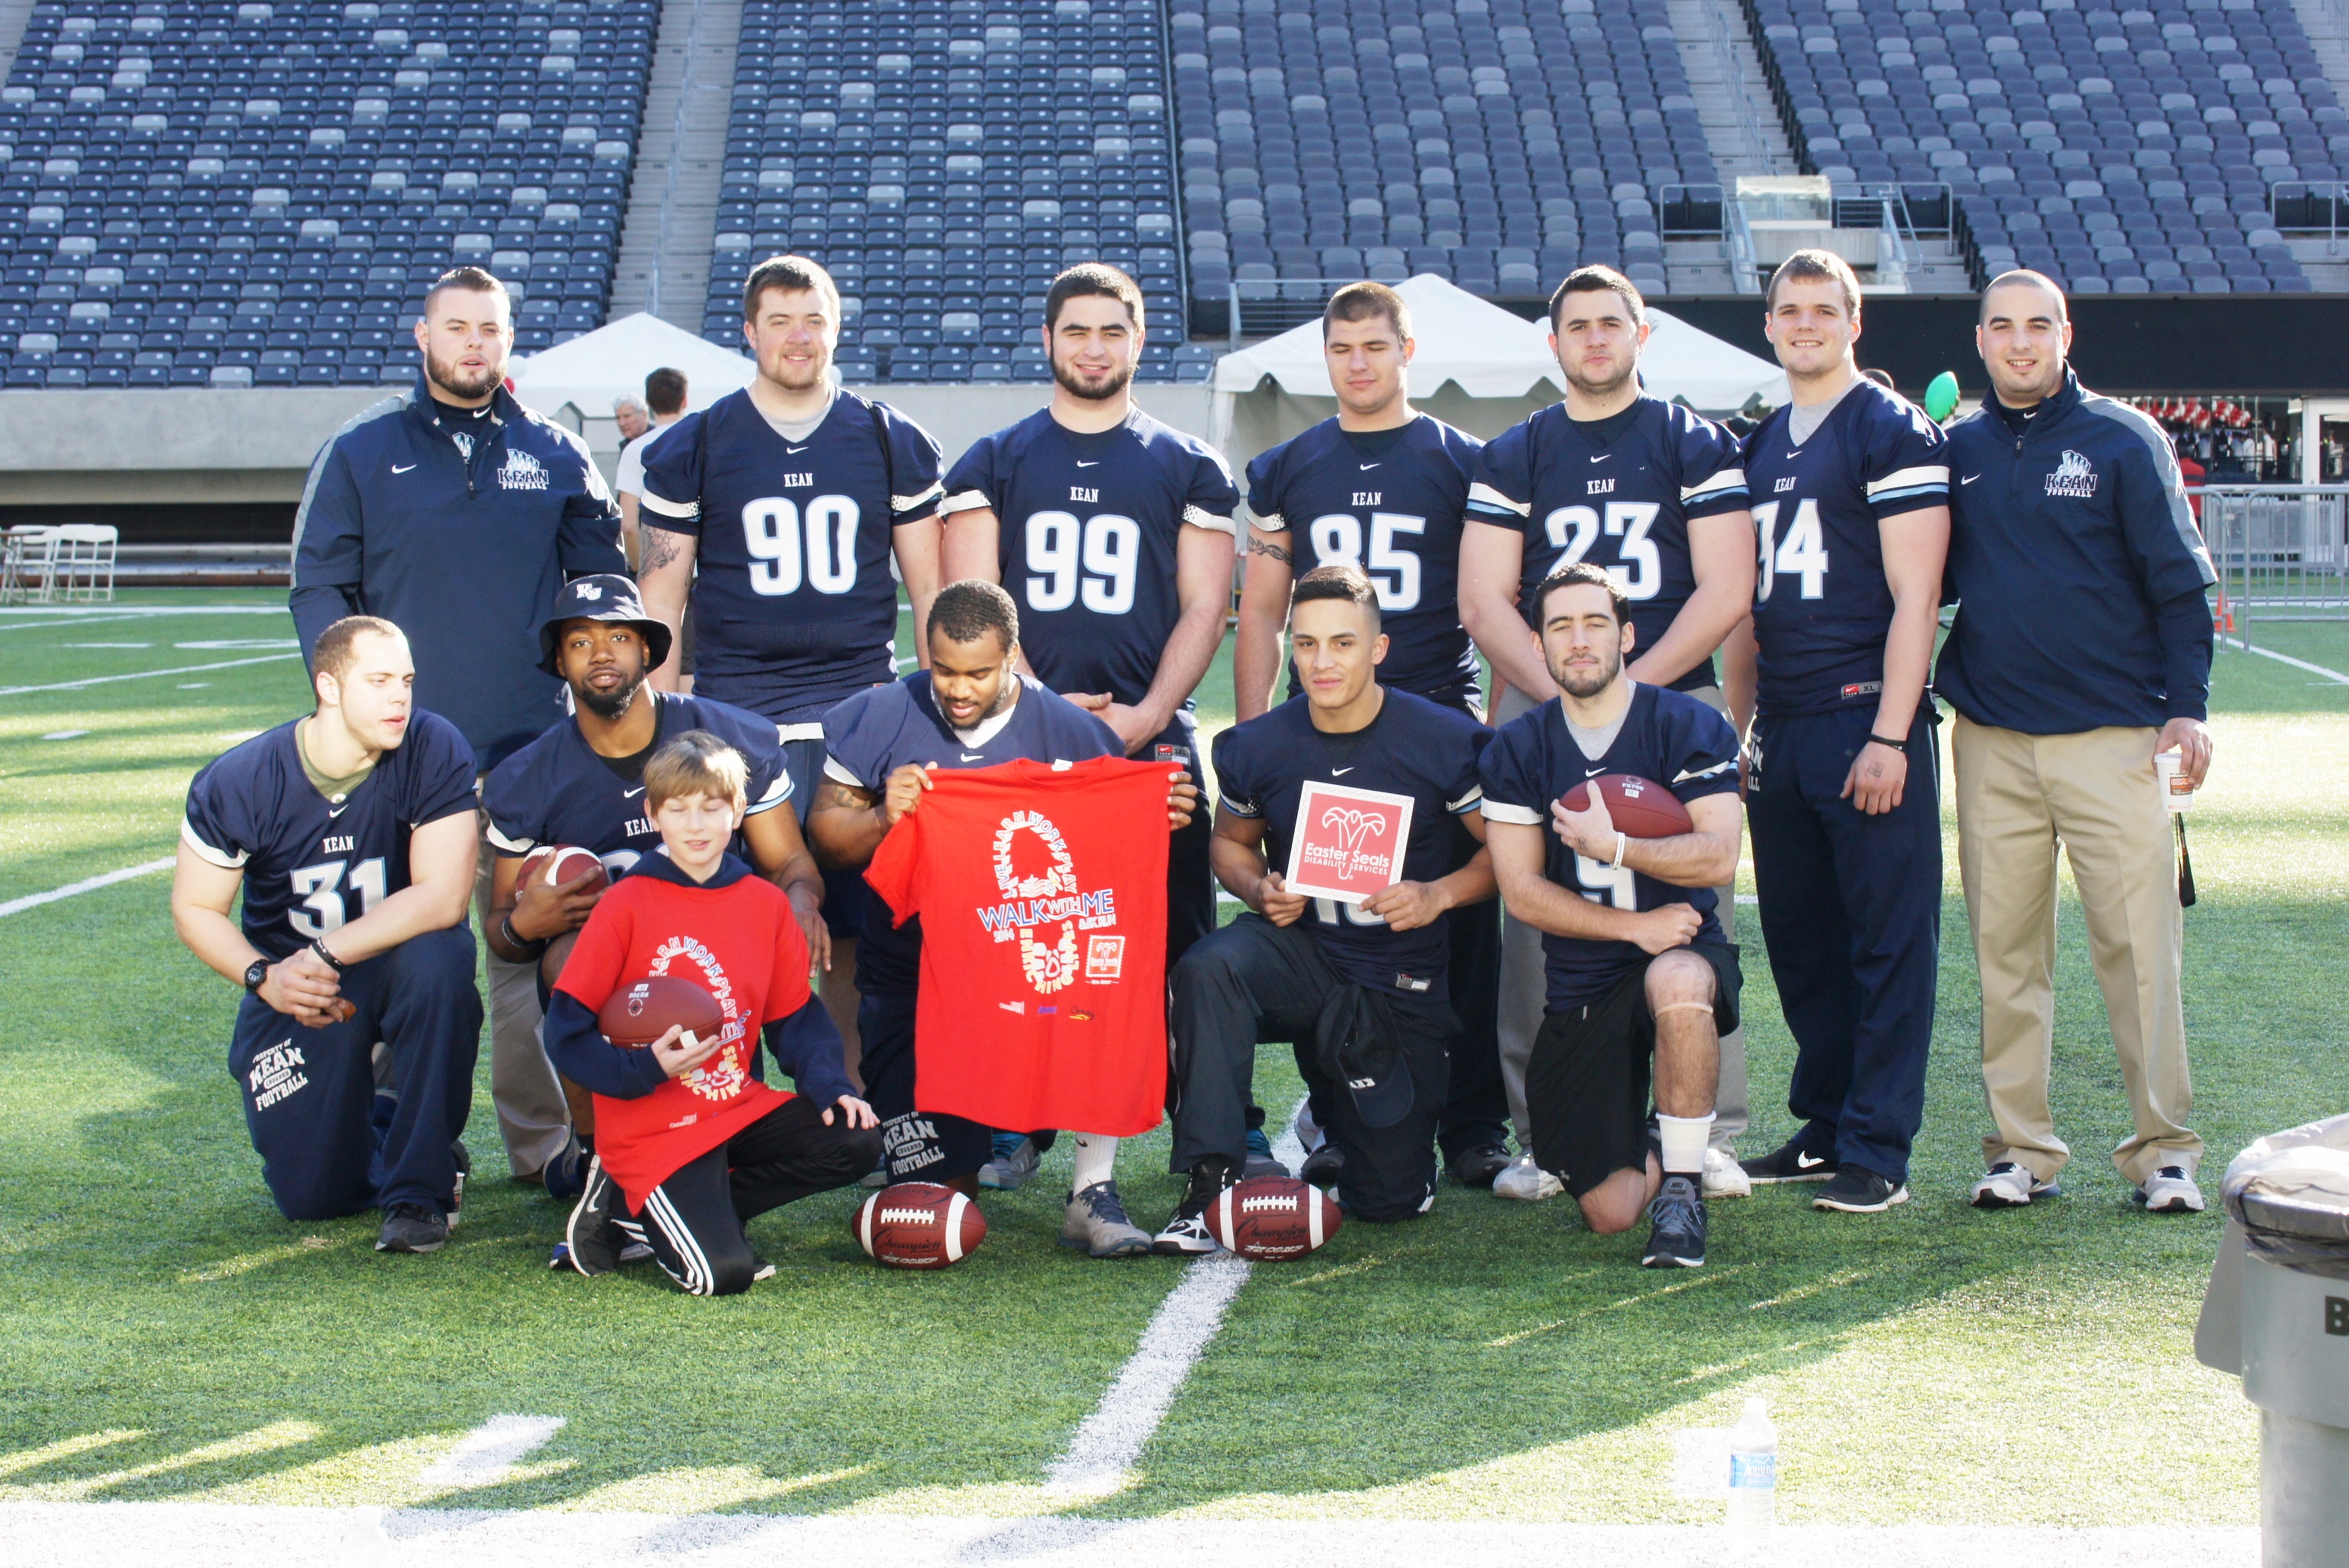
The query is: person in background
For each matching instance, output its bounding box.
[614,394,652,446]
[614,368,689,570]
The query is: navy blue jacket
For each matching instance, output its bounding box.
[1937,370,2217,733]
[289,375,627,772]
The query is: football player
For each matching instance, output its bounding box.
[171,617,481,1255]
[1723,249,1951,1215]
[636,254,947,1069]
[1479,564,1744,1269]
[1231,281,1507,1190]
[1459,264,1756,1205]
[1159,566,1496,1252]
[807,581,1198,1258]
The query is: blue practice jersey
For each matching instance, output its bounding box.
[1465,396,1750,693]
[636,388,945,726]
[181,711,478,961]
[480,691,794,878]
[1214,689,1490,997]
[943,408,1239,747]
[824,673,1122,994]
[1479,684,1740,1011]
[1741,381,1950,717]
[1246,415,1484,713]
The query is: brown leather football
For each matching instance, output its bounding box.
[1559,773,1696,838]
[595,975,725,1048]
[854,1182,988,1269]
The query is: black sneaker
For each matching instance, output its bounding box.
[1446,1143,1514,1189]
[1812,1166,1910,1213]
[375,1201,449,1253]
[543,1133,591,1202]
[1300,1141,1344,1187]
[564,1155,624,1276]
[1641,1174,1707,1268]
[1154,1157,1236,1255]
[1739,1136,1838,1184]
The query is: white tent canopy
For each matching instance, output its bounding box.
[510,312,757,422]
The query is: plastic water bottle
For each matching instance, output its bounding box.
[1725,1396,1778,1529]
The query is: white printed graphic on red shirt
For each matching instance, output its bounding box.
[648,933,750,1103]
[975,809,1122,995]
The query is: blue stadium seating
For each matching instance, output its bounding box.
[1740,0,2329,292]
[0,0,653,390]
[711,0,1189,384]
[1173,0,1719,316]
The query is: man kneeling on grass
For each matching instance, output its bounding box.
[543,730,880,1295]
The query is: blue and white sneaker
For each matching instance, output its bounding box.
[1243,1124,1289,1180]
[979,1133,1041,1190]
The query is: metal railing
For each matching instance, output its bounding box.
[2203,486,2349,649]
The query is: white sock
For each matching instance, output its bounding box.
[1070,1132,1118,1193]
[1657,1113,1714,1177]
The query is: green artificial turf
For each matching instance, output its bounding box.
[0,593,2342,1525]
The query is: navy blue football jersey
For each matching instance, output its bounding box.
[480,691,793,878]
[1465,396,1750,692]
[1246,415,1484,712]
[1214,689,1491,997]
[1741,380,1949,717]
[823,672,1122,994]
[636,388,945,725]
[942,408,1239,746]
[181,711,478,961]
[1478,684,1740,1011]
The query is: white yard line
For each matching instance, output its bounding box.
[2222,636,2349,685]
[0,605,291,617]
[1042,1105,1309,1497]
[415,1415,567,1489]
[0,652,302,696]
[0,858,176,920]
[0,614,153,633]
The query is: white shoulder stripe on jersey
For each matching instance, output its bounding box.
[938,487,993,516]
[1865,465,1951,497]
[1250,512,1287,534]
[1681,468,1747,502]
[1215,795,1262,819]
[1672,758,1735,784]
[1466,481,1531,517]
[484,822,537,854]
[892,481,945,514]
[1183,506,1237,536]
[823,755,871,790]
[746,770,793,814]
[776,721,825,742]
[179,817,247,869]
[1478,800,1543,826]
[1448,785,1485,814]
[636,490,700,521]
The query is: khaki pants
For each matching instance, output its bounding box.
[472,804,573,1179]
[1494,680,1749,1151]
[1952,714,2201,1186]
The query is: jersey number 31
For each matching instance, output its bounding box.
[289,857,387,939]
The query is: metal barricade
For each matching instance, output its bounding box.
[2202,486,2349,651]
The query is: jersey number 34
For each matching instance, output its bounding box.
[1752,498,1828,601]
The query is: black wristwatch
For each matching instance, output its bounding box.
[243,957,271,994]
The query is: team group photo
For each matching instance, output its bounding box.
[3,0,2347,1557]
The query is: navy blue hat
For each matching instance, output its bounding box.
[1314,984,1417,1131]
[537,574,674,676]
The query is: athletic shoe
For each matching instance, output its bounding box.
[1812,1167,1910,1213]
[1243,1125,1289,1181]
[1447,1143,1514,1189]
[2139,1165,2206,1214]
[563,1156,624,1276]
[1740,1137,1838,1184]
[1300,1141,1345,1187]
[1060,1179,1153,1258]
[1493,1153,1563,1202]
[375,1202,448,1254]
[1701,1147,1752,1199]
[858,1158,890,1190]
[751,1256,777,1283]
[1291,1100,1324,1156]
[542,1134,591,1203]
[978,1134,1041,1191]
[1971,1161,2058,1209]
[1641,1174,1707,1268]
[1155,1158,1236,1255]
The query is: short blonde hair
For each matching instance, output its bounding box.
[643,730,748,813]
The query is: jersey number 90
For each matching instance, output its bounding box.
[742,495,860,597]
[1024,511,1139,615]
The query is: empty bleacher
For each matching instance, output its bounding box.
[708,0,1203,384]
[1740,0,2329,293]
[0,0,655,391]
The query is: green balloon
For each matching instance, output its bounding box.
[1924,371,1961,423]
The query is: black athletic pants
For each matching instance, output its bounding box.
[1436,882,1507,1157]
[633,1094,882,1296]
[857,989,992,1181]
[1168,913,1457,1223]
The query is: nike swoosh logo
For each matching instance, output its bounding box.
[1358,462,1380,470]
[623,786,645,798]
[786,444,808,454]
[1961,474,1982,485]
[1796,1152,1828,1170]
[1585,767,1607,776]
[1075,460,1100,468]
[1588,454,1610,462]
[1785,450,1803,459]
[327,805,347,818]
[1332,767,1354,776]
[391,463,417,474]
[960,752,985,761]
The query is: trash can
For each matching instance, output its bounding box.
[2194,1112,2349,1566]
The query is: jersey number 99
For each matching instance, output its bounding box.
[1024,510,1139,614]
[742,495,860,597]
[1305,512,1424,612]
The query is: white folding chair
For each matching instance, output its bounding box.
[0,525,59,605]
[50,524,117,604]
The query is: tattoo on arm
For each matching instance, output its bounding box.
[1247,536,1293,565]
[640,524,687,573]
[811,779,876,815]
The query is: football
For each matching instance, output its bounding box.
[1559,773,1695,838]
[595,975,726,1048]
[1207,1176,1342,1262]
[854,1182,988,1269]
[521,842,608,892]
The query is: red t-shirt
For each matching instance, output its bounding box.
[864,757,1172,1136]
[553,870,810,1209]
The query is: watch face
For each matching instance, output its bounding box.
[246,960,270,990]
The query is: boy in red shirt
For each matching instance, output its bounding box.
[545,730,879,1295]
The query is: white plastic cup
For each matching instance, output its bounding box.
[2156,750,2195,813]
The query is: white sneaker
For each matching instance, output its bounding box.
[2140,1165,2205,1214]
[1971,1161,2057,1209]
[1701,1146,1751,1199]
[1291,1100,1325,1157]
[1493,1154,1563,1202]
